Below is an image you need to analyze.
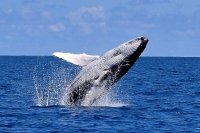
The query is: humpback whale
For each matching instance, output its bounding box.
[53,36,148,106]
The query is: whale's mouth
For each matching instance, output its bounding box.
[140,36,148,42]
[140,36,148,48]
[136,37,148,49]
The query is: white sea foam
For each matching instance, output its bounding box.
[80,84,127,107]
[84,92,127,107]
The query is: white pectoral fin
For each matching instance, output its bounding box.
[53,52,99,66]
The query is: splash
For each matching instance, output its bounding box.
[33,58,77,106]
[33,58,127,107]
[82,88,127,107]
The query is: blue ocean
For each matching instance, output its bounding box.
[0,56,200,132]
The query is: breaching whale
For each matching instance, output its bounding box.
[53,36,148,106]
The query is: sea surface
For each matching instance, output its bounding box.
[0,56,200,132]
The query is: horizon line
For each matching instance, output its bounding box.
[0,55,200,58]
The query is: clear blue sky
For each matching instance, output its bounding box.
[0,0,200,56]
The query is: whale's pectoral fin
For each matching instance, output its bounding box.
[53,52,100,66]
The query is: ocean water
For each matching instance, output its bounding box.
[0,56,200,132]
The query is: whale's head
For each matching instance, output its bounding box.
[101,36,148,81]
